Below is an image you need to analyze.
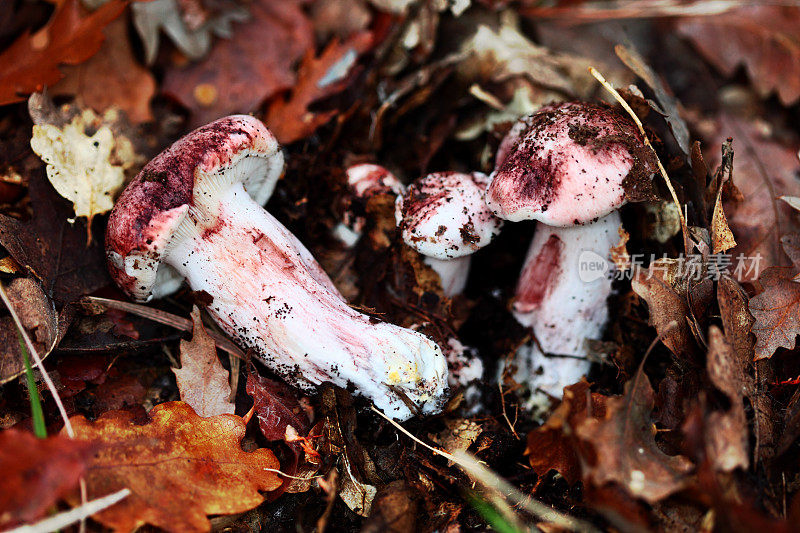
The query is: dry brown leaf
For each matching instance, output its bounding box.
[631,261,695,359]
[704,115,800,278]
[54,17,156,124]
[265,33,373,144]
[705,325,750,472]
[0,277,57,384]
[749,267,800,360]
[65,401,282,532]
[0,429,95,529]
[526,379,608,484]
[173,306,233,417]
[677,6,800,106]
[577,373,693,503]
[712,188,737,254]
[0,0,126,106]
[162,0,313,126]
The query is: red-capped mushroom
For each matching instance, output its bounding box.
[105,115,448,420]
[395,171,503,295]
[489,101,655,401]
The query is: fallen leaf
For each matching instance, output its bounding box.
[677,6,800,106]
[705,325,750,472]
[631,261,696,359]
[246,366,310,443]
[361,480,419,533]
[0,277,57,384]
[526,379,608,484]
[0,170,110,306]
[431,418,482,466]
[749,267,800,359]
[0,0,125,106]
[0,429,95,529]
[65,401,282,532]
[265,32,373,144]
[30,108,130,230]
[54,17,157,124]
[162,0,313,126]
[131,0,249,64]
[458,22,594,97]
[172,307,233,417]
[577,373,693,502]
[704,115,800,278]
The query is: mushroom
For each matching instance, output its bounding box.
[333,163,405,247]
[488,101,656,400]
[105,115,448,420]
[395,171,503,296]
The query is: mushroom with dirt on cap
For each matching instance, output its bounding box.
[105,115,449,420]
[395,171,504,296]
[487,101,657,404]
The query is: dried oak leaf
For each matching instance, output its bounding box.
[704,114,800,278]
[749,267,800,359]
[0,0,125,106]
[265,32,373,144]
[577,373,693,502]
[65,401,282,533]
[173,306,233,417]
[677,6,800,106]
[526,379,608,484]
[162,0,313,126]
[0,429,95,529]
[54,17,156,124]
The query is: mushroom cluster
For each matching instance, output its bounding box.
[488,101,656,401]
[105,115,448,420]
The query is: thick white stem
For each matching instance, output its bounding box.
[508,212,620,400]
[424,256,471,296]
[166,183,448,420]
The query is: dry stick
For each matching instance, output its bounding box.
[7,489,131,533]
[589,66,692,256]
[84,296,246,360]
[369,406,599,532]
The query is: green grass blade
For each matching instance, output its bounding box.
[20,331,46,438]
[464,490,526,533]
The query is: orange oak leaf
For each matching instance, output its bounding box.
[0,429,96,529]
[173,306,234,417]
[577,373,693,502]
[0,0,126,106]
[265,32,373,144]
[162,0,313,126]
[65,401,282,532]
[749,267,800,360]
[54,17,156,124]
[677,6,800,106]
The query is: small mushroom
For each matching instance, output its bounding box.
[395,171,503,296]
[105,115,448,420]
[489,101,656,400]
[333,164,405,247]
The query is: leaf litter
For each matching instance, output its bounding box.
[3,1,800,532]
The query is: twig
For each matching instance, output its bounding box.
[7,489,130,533]
[83,297,246,360]
[498,381,520,440]
[590,66,691,255]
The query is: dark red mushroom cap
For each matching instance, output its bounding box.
[105,115,283,301]
[487,101,657,226]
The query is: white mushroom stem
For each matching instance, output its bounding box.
[508,211,620,399]
[162,181,448,420]
[424,256,471,297]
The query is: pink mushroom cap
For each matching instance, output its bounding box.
[487,101,657,226]
[105,115,284,301]
[395,171,503,260]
